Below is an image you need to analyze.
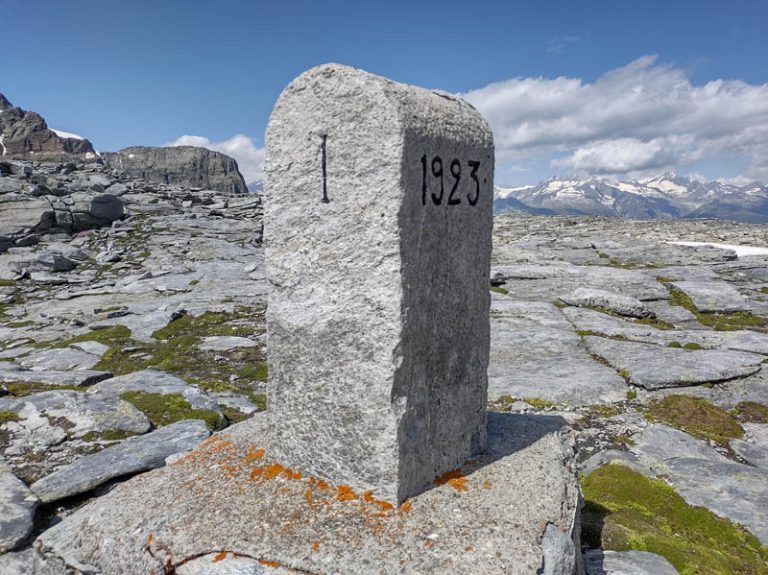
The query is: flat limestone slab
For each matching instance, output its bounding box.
[585,337,763,389]
[670,280,749,313]
[34,413,581,575]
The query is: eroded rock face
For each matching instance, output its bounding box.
[0,93,96,160]
[103,146,248,195]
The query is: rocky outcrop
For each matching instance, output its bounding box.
[0,93,96,160]
[103,146,248,195]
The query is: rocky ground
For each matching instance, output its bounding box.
[1,160,768,573]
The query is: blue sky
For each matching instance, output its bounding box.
[2,0,768,186]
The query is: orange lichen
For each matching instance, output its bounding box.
[315,478,330,491]
[212,551,228,562]
[482,480,492,490]
[336,485,359,501]
[146,533,154,546]
[304,488,314,504]
[244,447,266,462]
[259,559,280,568]
[311,541,321,552]
[400,500,412,513]
[265,463,286,479]
[363,490,395,512]
[434,469,469,492]
[250,467,265,479]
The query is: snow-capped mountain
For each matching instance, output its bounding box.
[494,173,768,223]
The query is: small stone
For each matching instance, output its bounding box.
[198,336,257,351]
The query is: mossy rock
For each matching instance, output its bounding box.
[666,285,767,331]
[582,464,768,574]
[53,325,133,349]
[0,410,20,425]
[120,391,225,430]
[2,381,86,397]
[732,401,768,424]
[644,395,744,447]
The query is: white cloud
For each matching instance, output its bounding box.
[463,55,768,181]
[164,134,265,185]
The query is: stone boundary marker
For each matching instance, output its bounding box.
[265,63,494,503]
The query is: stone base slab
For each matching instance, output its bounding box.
[33,413,582,575]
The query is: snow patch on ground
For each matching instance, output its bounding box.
[669,241,768,257]
[51,128,84,140]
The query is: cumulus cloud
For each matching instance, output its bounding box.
[463,55,768,181]
[165,134,265,185]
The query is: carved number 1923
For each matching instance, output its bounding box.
[420,155,481,206]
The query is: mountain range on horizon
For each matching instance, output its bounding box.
[494,172,768,223]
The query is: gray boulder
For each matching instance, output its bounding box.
[31,419,210,503]
[0,472,38,552]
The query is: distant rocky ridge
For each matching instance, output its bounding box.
[0,93,97,160]
[103,146,248,195]
[0,92,249,196]
[495,173,768,223]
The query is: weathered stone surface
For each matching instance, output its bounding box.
[0,549,40,575]
[265,64,494,503]
[0,366,112,387]
[671,280,749,313]
[585,337,763,389]
[0,390,151,440]
[35,413,581,575]
[18,346,101,371]
[103,146,248,195]
[0,472,38,552]
[650,458,768,545]
[731,423,768,470]
[177,553,300,574]
[584,550,679,575]
[629,423,730,467]
[88,369,222,414]
[31,419,210,503]
[560,287,652,318]
[489,299,627,404]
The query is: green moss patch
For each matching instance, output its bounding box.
[582,464,768,574]
[732,401,768,424]
[632,316,675,330]
[1,381,86,397]
[81,429,137,442]
[120,391,224,430]
[53,325,133,349]
[645,395,744,447]
[523,397,557,410]
[0,410,20,425]
[490,286,509,295]
[666,284,767,331]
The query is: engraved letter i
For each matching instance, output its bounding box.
[321,134,329,203]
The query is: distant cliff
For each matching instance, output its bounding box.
[0,93,97,160]
[103,146,248,195]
